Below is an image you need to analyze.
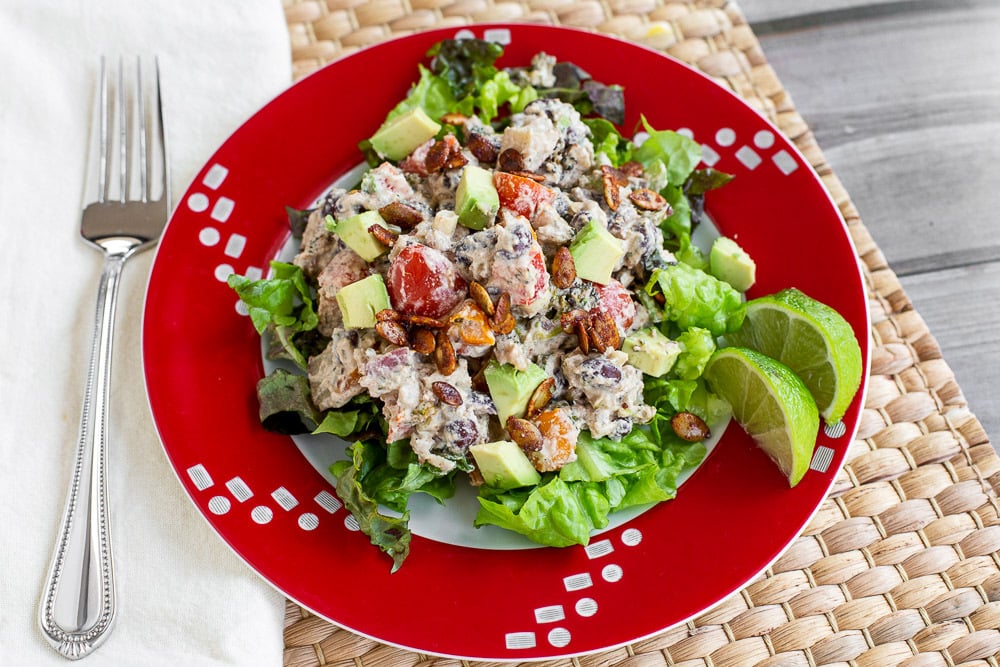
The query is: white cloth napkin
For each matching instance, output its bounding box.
[0,0,293,664]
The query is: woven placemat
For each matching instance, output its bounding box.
[280,1,1000,664]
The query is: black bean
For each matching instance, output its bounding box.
[446,419,479,449]
[496,223,532,259]
[581,357,622,384]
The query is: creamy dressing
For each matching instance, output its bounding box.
[299,95,677,474]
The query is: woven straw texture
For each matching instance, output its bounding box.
[280,1,1000,664]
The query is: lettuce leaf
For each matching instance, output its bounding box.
[674,328,716,380]
[379,39,536,128]
[384,64,459,124]
[313,394,382,440]
[584,118,633,166]
[428,38,504,99]
[330,440,458,572]
[255,369,322,434]
[331,443,412,573]
[559,429,661,482]
[633,117,703,187]
[651,262,745,336]
[228,261,318,369]
[475,476,607,547]
[685,167,735,196]
[474,428,705,547]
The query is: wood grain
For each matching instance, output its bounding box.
[744,0,1000,447]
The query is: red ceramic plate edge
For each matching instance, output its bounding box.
[141,24,872,661]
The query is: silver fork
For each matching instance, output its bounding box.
[38,56,168,660]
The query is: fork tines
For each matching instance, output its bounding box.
[89,56,167,208]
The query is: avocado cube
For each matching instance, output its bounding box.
[370,108,441,161]
[622,327,682,377]
[709,236,756,292]
[483,360,548,425]
[470,440,541,489]
[335,274,390,329]
[455,165,499,230]
[326,211,389,262]
[568,219,624,285]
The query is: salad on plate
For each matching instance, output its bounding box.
[228,38,859,571]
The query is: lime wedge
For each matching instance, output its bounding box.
[726,288,862,424]
[705,347,819,486]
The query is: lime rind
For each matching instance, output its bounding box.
[705,347,819,487]
[727,288,862,424]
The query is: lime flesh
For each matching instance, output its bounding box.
[705,347,819,487]
[726,288,862,424]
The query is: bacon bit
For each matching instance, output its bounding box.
[575,321,590,354]
[629,188,668,211]
[440,112,468,126]
[403,314,447,329]
[469,281,495,317]
[434,328,457,375]
[376,308,403,323]
[498,148,525,173]
[424,140,450,173]
[378,201,423,229]
[551,247,577,289]
[490,292,516,335]
[375,319,408,347]
[409,327,436,355]
[653,292,666,306]
[432,381,463,406]
[506,416,543,452]
[449,300,496,346]
[525,378,555,419]
[620,161,644,178]
[602,172,622,211]
[671,412,711,442]
[368,223,398,247]
[466,133,498,164]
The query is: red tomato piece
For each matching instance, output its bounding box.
[494,171,555,219]
[527,246,549,305]
[591,278,636,330]
[388,244,467,318]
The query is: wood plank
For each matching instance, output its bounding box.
[753,5,1000,273]
[822,124,1000,276]
[741,0,989,29]
[900,261,1000,444]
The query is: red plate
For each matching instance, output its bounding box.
[143,24,870,660]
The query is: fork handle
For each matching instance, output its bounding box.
[39,250,128,659]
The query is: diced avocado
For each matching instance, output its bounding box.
[455,165,500,230]
[569,219,624,285]
[370,108,441,161]
[622,327,682,377]
[335,274,390,329]
[470,440,541,489]
[483,360,548,425]
[326,211,389,262]
[709,236,756,292]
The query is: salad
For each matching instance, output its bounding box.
[229,39,748,571]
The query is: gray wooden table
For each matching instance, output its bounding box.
[740,0,1000,450]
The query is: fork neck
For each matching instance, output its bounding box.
[95,237,143,259]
